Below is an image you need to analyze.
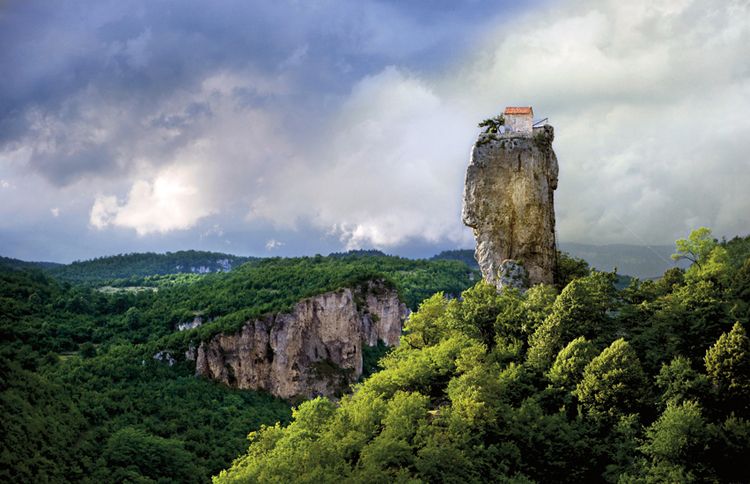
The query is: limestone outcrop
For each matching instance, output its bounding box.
[193,280,407,399]
[462,125,558,288]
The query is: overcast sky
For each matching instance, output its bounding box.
[1,0,748,262]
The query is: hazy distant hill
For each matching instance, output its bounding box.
[559,242,689,279]
[0,256,62,271]
[46,250,256,283]
[433,243,689,280]
[430,249,480,270]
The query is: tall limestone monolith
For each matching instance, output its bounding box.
[462,124,558,289]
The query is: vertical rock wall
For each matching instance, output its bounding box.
[193,280,407,399]
[462,125,558,287]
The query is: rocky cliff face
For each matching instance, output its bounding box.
[462,125,558,288]
[193,281,407,399]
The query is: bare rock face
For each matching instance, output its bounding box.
[462,125,558,288]
[498,259,529,291]
[193,280,407,399]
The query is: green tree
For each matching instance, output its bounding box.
[478,115,505,133]
[672,227,716,269]
[640,401,715,482]
[554,251,590,290]
[655,356,710,409]
[103,427,201,483]
[78,341,97,358]
[402,293,449,349]
[356,391,430,480]
[576,339,646,420]
[527,272,615,371]
[519,284,558,337]
[704,322,750,411]
[446,281,503,350]
[715,415,750,483]
[548,336,597,393]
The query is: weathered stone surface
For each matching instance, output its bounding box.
[193,280,407,399]
[462,125,558,288]
[497,259,529,291]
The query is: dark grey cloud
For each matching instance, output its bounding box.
[0,0,517,187]
[0,0,518,260]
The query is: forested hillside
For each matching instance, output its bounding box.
[431,249,480,270]
[47,250,256,284]
[0,255,62,271]
[0,252,477,482]
[217,230,750,483]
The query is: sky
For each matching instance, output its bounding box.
[1,0,748,263]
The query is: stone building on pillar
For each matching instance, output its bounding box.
[503,106,534,135]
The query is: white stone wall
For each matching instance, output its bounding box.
[505,114,533,135]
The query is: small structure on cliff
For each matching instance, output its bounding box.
[503,106,534,135]
[463,106,558,290]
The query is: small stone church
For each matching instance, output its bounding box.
[503,106,534,135]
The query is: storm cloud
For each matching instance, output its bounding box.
[1,0,748,262]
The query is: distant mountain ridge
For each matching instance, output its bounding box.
[430,249,480,270]
[45,250,256,283]
[2,243,687,283]
[433,243,689,280]
[559,242,688,279]
[0,255,62,271]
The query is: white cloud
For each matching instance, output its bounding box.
[201,224,225,238]
[454,0,750,244]
[247,66,477,249]
[50,207,60,217]
[241,0,750,248]
[265,239,284,250]
[90,163,213,235]
[87,69,294,236]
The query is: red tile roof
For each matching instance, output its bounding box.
[504,106,533,115]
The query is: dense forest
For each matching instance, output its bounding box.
[217,230,750,483]
[1,252,477,482]
[2,231,748,482]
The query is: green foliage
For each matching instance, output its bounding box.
[218,244,750,482]
[576,339,646,420]
[527,271,616,370]
[640,401,714,481]
[445,281,505,349]
[0,354,89,483]
[704,322,750,411]
[206,233,750,481]
[402,292,450,349]
[48,250,255,284]
[477,115,505,133]
[0,251,477,482]
[554,250,591,290]
[672,227,716,269]
[548,336,597,393]
[102,427,200,483]
[655,356,710,409]
[4,230,750,482]
[430,249,480,270]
